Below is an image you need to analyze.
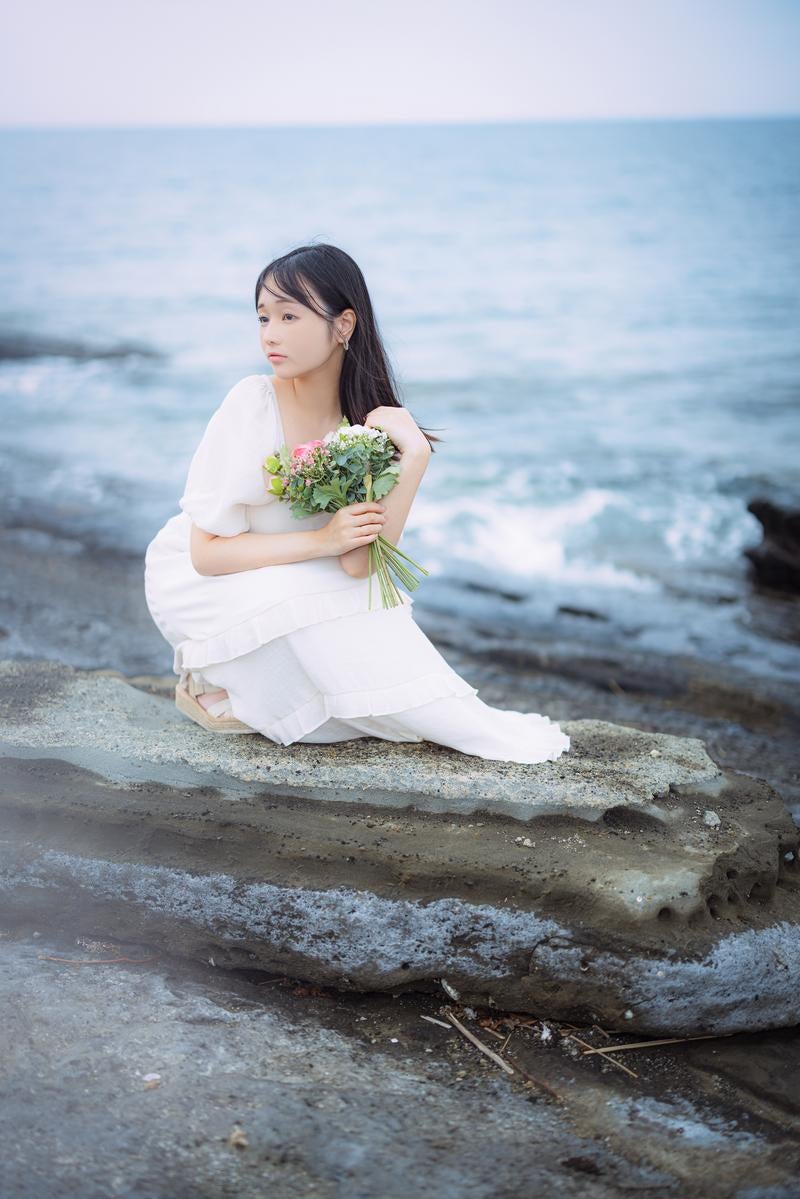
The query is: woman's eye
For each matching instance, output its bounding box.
[258,314,296,323]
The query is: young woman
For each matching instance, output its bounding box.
[144,243,570,764]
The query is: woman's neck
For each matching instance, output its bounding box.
[271,374,344,447]
[273,372,342,423]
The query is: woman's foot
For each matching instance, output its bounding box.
[175,683,256,734]
[196,687,229,712]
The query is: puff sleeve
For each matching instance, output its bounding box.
[178,376,266,537]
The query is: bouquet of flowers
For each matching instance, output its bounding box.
[263,418,429,610]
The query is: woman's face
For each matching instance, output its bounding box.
[256,277,351,377]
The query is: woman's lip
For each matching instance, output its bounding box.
[268,353,286,360]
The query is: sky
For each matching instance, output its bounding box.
[1,0,798,127]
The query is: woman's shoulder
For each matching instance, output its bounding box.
[211,374,273,431]
[219,373,272,417]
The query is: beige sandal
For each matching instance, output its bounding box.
[175,682,257,735]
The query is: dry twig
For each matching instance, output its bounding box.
[590,1023,612,1040]
[429,1007,567,1101]
[561,1032,639,1079]
[420,1015,452,1030]
[502,1051,564,1103]
[581,1032,729,1056]
[443,1007,515,1075]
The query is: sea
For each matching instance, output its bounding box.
[1,118,798,683]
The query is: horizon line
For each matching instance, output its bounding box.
[1,111,799,133]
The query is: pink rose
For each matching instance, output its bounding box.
[291,439,324,460]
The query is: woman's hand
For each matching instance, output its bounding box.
[364,406,430,457]
[316,501,386,557]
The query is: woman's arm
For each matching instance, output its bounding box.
[190,524,328,577]
[190,403,431,579]
[339,444,431,579]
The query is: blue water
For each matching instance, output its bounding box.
[1,120,799,679]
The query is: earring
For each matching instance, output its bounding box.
[341,337,349,351]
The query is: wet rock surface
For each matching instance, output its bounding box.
[2,924,798,1199]
[2,659,798,1037]
[744,494,800,595]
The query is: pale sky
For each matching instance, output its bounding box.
[1,0,798,127]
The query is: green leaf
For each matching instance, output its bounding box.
[370,467,400,499]
[312,487,336,509]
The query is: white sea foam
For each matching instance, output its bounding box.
[410,488,658,591]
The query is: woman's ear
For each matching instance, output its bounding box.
[337,308,357,341]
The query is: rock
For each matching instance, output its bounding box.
[1,658,798,1037]
[10,928,795,1198]
[744,496,800,594]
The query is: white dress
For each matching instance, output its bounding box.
[143,374,570,764]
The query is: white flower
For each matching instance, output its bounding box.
[324,425,386,445]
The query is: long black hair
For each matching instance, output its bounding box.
[254,243,443,452]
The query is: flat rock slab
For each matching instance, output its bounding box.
[1,659,799,1036]
[0,660,724,820]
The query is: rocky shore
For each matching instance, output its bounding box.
[1,494,799,1195]
[2,657,798,1038]
[3,921,799,1199]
